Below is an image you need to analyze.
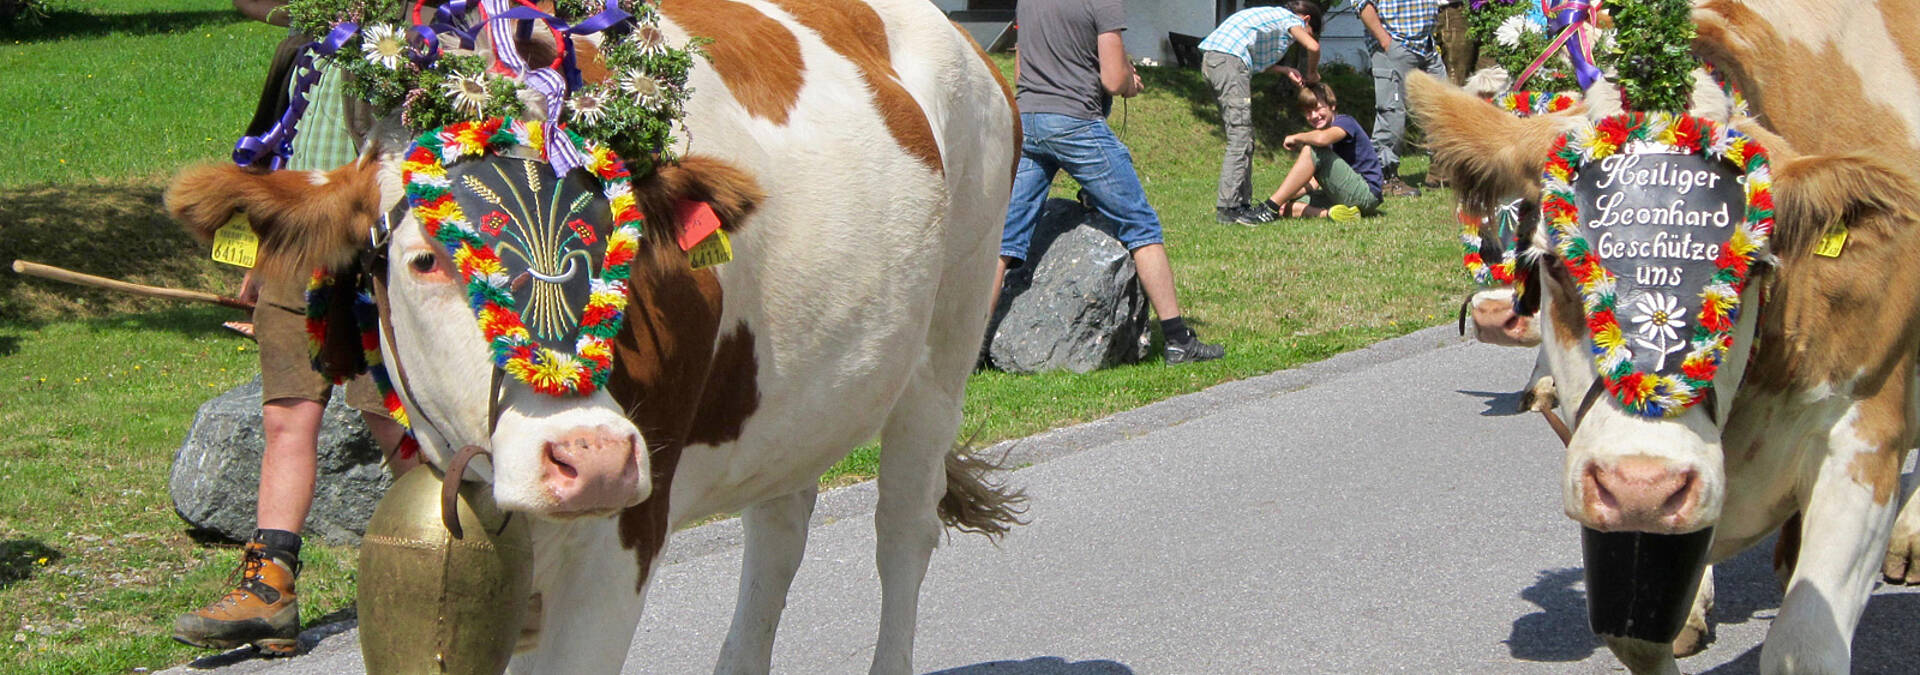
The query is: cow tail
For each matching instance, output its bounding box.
[938,442,1028,541]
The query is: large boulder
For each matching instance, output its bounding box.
[987,197,1152,374]
[170,375,392,544]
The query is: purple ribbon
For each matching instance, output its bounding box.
[232,22,361,168]
[480,0,631,177]
[488,2,631,90]
[1545,0,1601,90]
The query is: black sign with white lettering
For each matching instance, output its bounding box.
[1573,150,1745,373]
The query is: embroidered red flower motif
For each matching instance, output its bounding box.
[568,218,598,245]
[480,211,509,236]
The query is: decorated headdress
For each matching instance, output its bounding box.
[1530,0,1772,419]
[242,1,700,442]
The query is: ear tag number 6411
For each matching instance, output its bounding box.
[211,215,259,268]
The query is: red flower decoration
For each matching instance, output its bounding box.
[480,211,510,236]
[568,217,598,245]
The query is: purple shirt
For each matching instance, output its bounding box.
[1331,114,1384,197]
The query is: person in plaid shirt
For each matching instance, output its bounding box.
[173,0,412,655]
[1198,1,1324,225]
[1360,0,1447,197]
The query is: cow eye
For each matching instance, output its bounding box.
[408,251,438,274]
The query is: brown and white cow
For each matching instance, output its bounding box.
[165,0,1022,672]
[1414,2,1920,672]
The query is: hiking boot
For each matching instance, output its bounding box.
[1216,205,1247,224]
[1164,335,1225,364]
[1235,202,1279,226]
[1423,173,1448,189]
[1383,176,1422,198]
[173,541,301,655]
[1328,204,1362,223]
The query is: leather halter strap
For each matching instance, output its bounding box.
[368,203,513,539]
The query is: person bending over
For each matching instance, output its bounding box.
[1198,1,1324,225]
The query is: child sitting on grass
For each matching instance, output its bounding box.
[1255,82,1384,223]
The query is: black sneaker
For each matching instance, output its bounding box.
[1164,336,1225,364]
[1215,205,1246,224]
[1235,202,1279,226]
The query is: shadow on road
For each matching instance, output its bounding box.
[1456,389,1527,417]
[1506,567,1604,662]
[1509,529,1920,672]
[925,657,1135,674]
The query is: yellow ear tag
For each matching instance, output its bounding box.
[1814,222,1848,258]
[688,230,733,270]
[210,215,259,268]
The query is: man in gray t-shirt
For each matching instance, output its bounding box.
[1013,0,1123,119]
[993,0,1224,365]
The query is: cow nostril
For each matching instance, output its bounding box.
[1586,463,1619,511]
[1665,471,1697,513]
[545,442,578,479]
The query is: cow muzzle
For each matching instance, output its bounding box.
[1574,455,1706,533]
[488,395,650,517]
[1464,288,1539,347]
[538,426,644,515]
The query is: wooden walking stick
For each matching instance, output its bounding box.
[10,260,255,311]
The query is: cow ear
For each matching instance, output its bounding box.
[165,159,383,282]
[1770,152,1920,264]
[632,155,765,249]
[1406,71,1585,213]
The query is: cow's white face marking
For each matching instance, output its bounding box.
[376,165,650,516]
[1551,268,1763,534]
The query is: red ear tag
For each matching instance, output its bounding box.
[675,200,723,252]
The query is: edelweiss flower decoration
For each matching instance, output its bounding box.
[444,72,492,115]
[570,90,609,126]
[620,70,665,108]
[361,24,407,70]
[1629,292,1687,356]
[635,23,669,58]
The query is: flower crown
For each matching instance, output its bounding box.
[274,0,694,177]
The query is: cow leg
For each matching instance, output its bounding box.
[1672,565,1715,657]
[714,487,819,675]
[1882,477,1920,583]
[508,518,647,675]
[870,368,966,675]
[1761,397,1909,674]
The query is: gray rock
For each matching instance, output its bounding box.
[169,375,392,545]
[988,198,1152,374]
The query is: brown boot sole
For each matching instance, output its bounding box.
[170,634,299,657]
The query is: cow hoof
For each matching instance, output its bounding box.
[1671,622,1712,658]
[1884,536,1920,584]
[1519,375,1558,413]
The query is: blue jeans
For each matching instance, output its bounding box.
[1001,112,1164,266]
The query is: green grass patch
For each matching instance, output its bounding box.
[0,0,275,188]
[2,11,1468,673]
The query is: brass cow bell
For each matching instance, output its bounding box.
[358,451,532,674]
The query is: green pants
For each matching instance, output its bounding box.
[1299,148,1383,214]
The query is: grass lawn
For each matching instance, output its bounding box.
[2,3,1469,672]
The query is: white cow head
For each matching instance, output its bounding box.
[1410,71,1920,537]
[166,138,760,518]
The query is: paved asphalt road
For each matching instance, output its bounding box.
[168,326,1920,674]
